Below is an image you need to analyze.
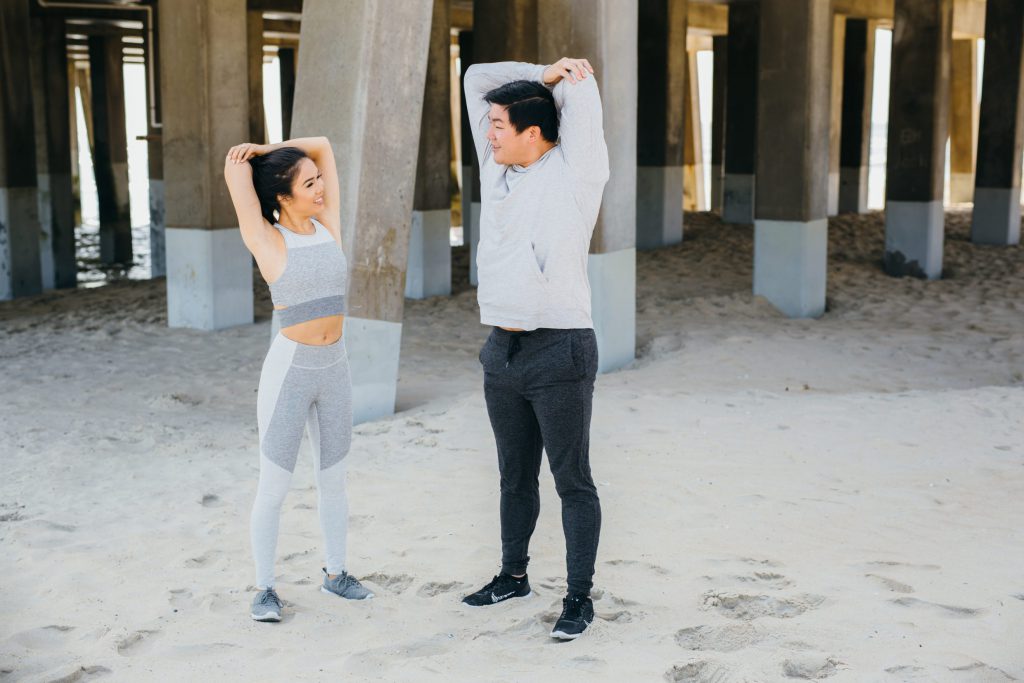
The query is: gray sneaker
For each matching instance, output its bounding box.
[320,568,374,600]
[250,588,283,622]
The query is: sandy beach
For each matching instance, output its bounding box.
[1,209,1022,682]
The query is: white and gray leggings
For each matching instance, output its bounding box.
[251,333,353,589]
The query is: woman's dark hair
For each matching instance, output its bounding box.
[484,80,558,143]
[249,147,309,223]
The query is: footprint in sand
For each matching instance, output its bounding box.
[184,550,226,568]
[416,581,470,598]
[782,656,843,679]
[703,591,825,620]
[675,623,765,652]
[604,558,671,575]
[7,624,76,650]
[200,493,223,508]
[861,560,940,571]
[361,572,414,594]
[115,629,162,656]
[891,597,983,618]
[34,664,112,683]
[948,661,1017,680]
[168,588,193,610]
[665,660,748,683]
[865,574,914,594]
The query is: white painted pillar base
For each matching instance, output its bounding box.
[469,201,481,286]
[838,165,869,214]
[405,208,451,299]
[36,173,55,290]
[949,173,975,204]
[722,173,755,224]
[343,316,402,424]
[884,200,944,279]
[971,187,1021,245]
[588,248,636,373]
[636,165,683,250]
[149,179,166,278]
[0,186,43,300]
[754,218,828,318]
[165,227,253,330]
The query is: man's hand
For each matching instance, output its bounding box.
[226,142,270,165]
[542,57,594,86]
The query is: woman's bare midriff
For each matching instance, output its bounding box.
[277,310,344,345]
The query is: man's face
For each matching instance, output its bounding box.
[487,104,533,166]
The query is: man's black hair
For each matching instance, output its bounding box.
[483,80,558,143]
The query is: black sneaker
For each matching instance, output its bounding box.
[461,573,532,606]
[550,593,594,640]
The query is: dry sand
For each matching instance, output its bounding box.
[1,209,1022,682]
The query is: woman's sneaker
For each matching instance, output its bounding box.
[321,568,374,600]
[462,573,532,606]
[250,588,283,622]
[550,593,594,640]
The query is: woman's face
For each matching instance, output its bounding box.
[281,157,324,216]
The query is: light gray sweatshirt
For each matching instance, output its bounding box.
[464,61,610,330]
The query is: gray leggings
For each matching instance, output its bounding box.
[251,333,353,589]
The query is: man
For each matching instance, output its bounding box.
[461,57,609,640]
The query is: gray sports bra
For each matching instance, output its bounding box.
[269,218,348,327]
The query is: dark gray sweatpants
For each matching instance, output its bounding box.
[480,327,601,596]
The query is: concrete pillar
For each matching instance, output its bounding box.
[247,10,267,143]
[971,0,1024,245]
[41,16,77,289]
[457,31,478,285]
[145,19,165,278]
[30,17,56,290]
[89,35,133,265]
[884,0,952,279]
[948,38,979,203]
[539,0,638,372]
[471,0,539,284]
[0,0,43,299]
[723,2,759,225]
[278,47,296,140]
[683,47,705,212]
[710,35,727,214]
[827,14,845,216]
[838,18,875,214]
[292,0,433,423]
[636,0,686,249]
[753,0,831,318]
[406,0,452,300]
[160,0,254,329]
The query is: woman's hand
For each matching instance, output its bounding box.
[542,57,594,86]
[226,142,269,165]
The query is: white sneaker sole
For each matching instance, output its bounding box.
[462,590,533,607]
[250,612,281,622]
[550,628,585,640]
[320,586,375,600]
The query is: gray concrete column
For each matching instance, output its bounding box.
[160,0,254,329]
[293,0,432,423]
[457,30,479,286]
[0,0,43,299]
[710,35,727,213]
[683,48,705,212]
[145,17,165,278]
[949,38,979,203]
[89,34,133,265]
[827,14,845,216]
[723,2,759,225]
[539,0,638,372]
[838,18,875,214]
[753,0,831,318]
[247,10,267,144]
[30,17,56,290]
[972,0,1024,245]
[406,0,452,300]
[44,17,77,289]
[278,47,296,140]
[636,0,686,250]
[471,0,539,285]
[884,0,952,279]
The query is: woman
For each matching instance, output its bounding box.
[224,137,372,623]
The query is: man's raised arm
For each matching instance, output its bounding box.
[545,58,610,185]
[464,61,546,164]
